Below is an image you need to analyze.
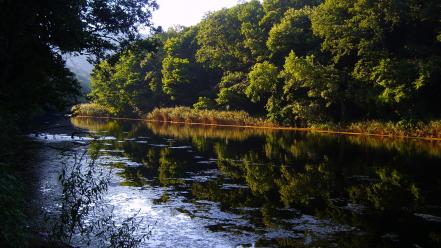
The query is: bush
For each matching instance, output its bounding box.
[192,97,215,110]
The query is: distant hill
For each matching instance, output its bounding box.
[65,55,93,95]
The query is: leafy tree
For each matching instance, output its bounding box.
[267,7,320,63]
[161,27,213,105]
[312,0,441,118]
[0,1,158,246]
[140,38,167,108]
[0,0,158,124]
[246,62,279,103]
[89,40,162,115]
[161,56,193,102]
[196,6,252,72]
[84,0,441,124]
[260,0,322,30]
[89,61,117,113]
[216,86,248,111]
[237,0,268,61]
[280,51,342,123]
[216,71,256,112]
[193,97,216,110]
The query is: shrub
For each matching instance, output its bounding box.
[192,97,215,110]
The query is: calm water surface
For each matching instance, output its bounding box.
[33,117,441,247]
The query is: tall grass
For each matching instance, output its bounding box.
[346,120,441,139]
[71,103,113,117]
[146,107,271,127]
[72,104,441,139]
[311,120,441,139]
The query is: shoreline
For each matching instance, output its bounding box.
[72,115,441,142]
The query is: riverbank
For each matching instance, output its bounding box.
[71,104,441,140]
[146,107,270,127]
[0,130,30,247]
[0,119,69,247]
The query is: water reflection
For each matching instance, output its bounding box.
[71,117,441,247]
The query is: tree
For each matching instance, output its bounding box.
[161,56,192,102]
[0,0,158,125]
[84,0,441,124]
[161,27,213,105]
[237,0,268,61]
[196,6,252,72]
[267,7,320,63]
[245,61,286,121]
[89,39,163,116]
[260,0,322,30]
[312,0,441,118]
[246,62,279,103]
[193,97,215,110]
[216,71,256,112]
[280,51,341,123]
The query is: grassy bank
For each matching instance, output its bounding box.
[348,121,441,139]
[311,121,441,139]
[146,107,271,127]
[71,103,114,117]
[0,119,36,247]
[72,104,441,139]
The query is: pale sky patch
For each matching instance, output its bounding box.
[151,0,242,30]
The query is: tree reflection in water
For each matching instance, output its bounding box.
[71,117,441,247]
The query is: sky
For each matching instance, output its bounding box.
[151,0,241,30]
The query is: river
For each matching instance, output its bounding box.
[30,117,441,247]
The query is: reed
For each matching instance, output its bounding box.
[71,103,113,117]
[72,104,441,139]
[146,107,271,127]
[346,120,441,139]
[312,120,441,139]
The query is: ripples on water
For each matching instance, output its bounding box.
[31,117,441,247]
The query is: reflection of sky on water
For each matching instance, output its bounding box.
[31,130,354,247]
[105,189,240,247]
[30,117,441,247]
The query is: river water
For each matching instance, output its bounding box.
[31,117,441,247]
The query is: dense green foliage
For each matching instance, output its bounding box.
[0,0,157,247]
[0,0,158,126]
[89,0,441,126]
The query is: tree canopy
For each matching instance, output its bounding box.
[0,0,158,126]
[88,0,441,125]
